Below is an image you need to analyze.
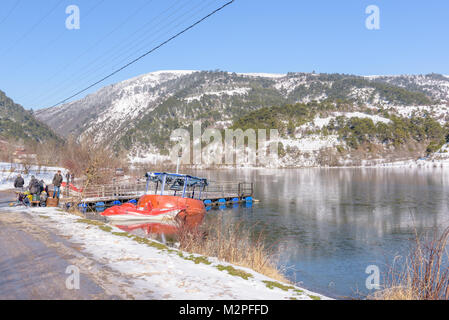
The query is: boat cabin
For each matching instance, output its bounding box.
[145,172,208,200]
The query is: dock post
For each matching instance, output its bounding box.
[145,178,150,194]
[161,175,166,196]
[182,177,189,198]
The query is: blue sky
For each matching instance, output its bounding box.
[0,0,448,109]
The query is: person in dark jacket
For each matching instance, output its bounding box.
[65,171,71,185]
[28,176,40,195]
[14,174,25,191]
[39,180,46,193]
[65,171,71,197]
[52,170,63,199]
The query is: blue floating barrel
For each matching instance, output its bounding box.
[204,200,212,206]
[128,199,137,204]
[95,202,105,213]
[218,199,226,204]
[245,197,253,203]
[112,200,121,206]
[232,198,240,203]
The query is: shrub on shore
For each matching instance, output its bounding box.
[175,215,289,283]
[372,226,449,300]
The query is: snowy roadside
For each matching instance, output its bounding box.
[0,163,66,191]
[2,206,330,300]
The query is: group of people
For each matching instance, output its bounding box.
[13,170,68,206]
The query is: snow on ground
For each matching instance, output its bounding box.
[392,104,449,123]
[184,88,251,103]
[362,157,449,168]
[348,87,376,101]
[376,159,449,168]
[280,135,340,152]
[128,151,171,165]
[342,112,392,124]
[364,75,402,80]
[0,163,65,191]
[123,70,197,87]
[3,206,329,300]
[237,72,286,79]
[436,144,449,157]
[273,75,311,94]
[214,120,233,128]
[303,112,392,131]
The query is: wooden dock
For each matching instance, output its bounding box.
[61,180,254,208]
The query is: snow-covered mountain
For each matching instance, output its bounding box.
[35,70,449,167]
[36,70,196,142]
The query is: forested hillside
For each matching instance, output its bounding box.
[0,90,62,144]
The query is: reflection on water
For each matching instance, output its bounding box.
[112,211,206,243]
[191,168,449,298]
[114,221,179,236]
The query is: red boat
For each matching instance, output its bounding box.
[101,173,207,222]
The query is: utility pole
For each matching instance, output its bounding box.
[176,150,182,174]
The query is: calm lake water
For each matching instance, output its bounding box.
[191,168,449,299]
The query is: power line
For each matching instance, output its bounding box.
[46,0,235,109]
[19,0,158,106]
[32,0,216,107]
[27,0,193,106]
[0,0,22,28]
[41,0,156,86]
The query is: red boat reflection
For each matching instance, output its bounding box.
[114,209,205,236]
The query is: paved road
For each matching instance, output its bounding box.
[0,194,121,300]
[0,190,14,207]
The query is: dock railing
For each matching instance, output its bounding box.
[75,180,253,203]
[202,181,254,200]
[80,181,148,201]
